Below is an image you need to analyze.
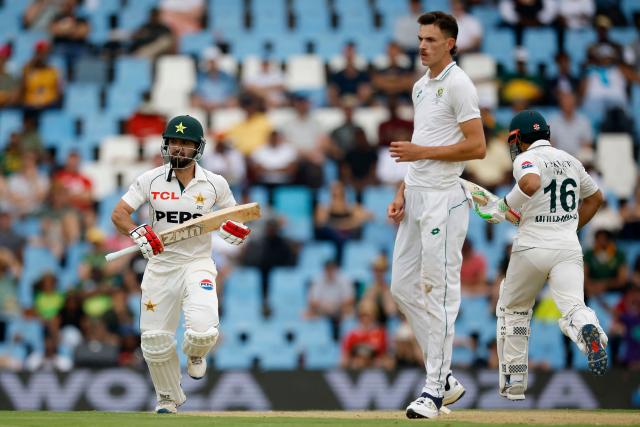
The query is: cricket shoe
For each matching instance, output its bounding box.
[187,356,206,379]
[443,373,466,406]
[499,381,526,401]
[581,324,607,376]
[406,392,442,419]
[155,396,178,414]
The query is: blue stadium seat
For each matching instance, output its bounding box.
[215,342,254,369]
[299,242,337,273]
[40,111,75,147]
[618,240,640,268]
[74,57,108,85]
[6,315,45,353]
[11,216,41,239]
[317,184,356,205]
[0,109,23,150]
[12,31,48,70]
[224,267,262,302]
[273,186,313,217]
[566,29,596,70]
[622,0,640,22]
[362,221,396,254]
[105,88,142,119]
[113,57,152,93]
[259,345,299,370]
[97,192,124,234]
[248,185,270,207]
[362,185,397,223]
[343,241,382,273]
[82,114,119,146]
[128,294,141,333]
[59,242,89,291]
[180,31,214,56]
[64,83,101,117]
[472,5,501,28]
[294,318,334,352]
[523,28,557,70]
[452,345,475,367]
[482,29,515,71]
[530,320,565,369]
[268,267,308,320]
[209,0,244,35]
[304,341,340,369]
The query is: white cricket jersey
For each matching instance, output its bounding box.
[405,61,480,190]
[122,163,236,263]
[511,140,599,251]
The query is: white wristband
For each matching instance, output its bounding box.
[505,183,530,210]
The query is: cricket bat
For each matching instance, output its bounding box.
[105,202,261,262]
[460,179,521,225]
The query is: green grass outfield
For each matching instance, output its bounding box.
[0,410,639,427]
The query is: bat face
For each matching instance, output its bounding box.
[159,202,261,246]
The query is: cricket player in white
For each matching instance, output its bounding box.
[387,11,486,419]
[111,115,250,413]
[474,110,608,401]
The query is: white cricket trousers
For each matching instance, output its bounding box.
[140,257,220,334]
[391,184,469,398]
[500,247,588,320]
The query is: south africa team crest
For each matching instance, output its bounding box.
[200,279,214,291]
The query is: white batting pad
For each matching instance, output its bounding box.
[141,331,186,405]
[182,327,219,358]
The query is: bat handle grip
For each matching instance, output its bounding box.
[105,245,139,262]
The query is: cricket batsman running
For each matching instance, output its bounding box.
[111,115,250,413]
[474,110,608,401]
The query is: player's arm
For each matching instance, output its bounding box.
[389,118,486,162]
[577,189,604,229]
[111,199,164,259]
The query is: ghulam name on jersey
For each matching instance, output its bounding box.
[535,213,578,223]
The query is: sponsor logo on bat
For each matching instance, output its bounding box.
[162,225,203,244]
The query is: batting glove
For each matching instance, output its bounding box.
[129,224,164,259]
[472,193,509,224]
[219,220,251,245]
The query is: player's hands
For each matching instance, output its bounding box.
[472,193,509,224]
[389,141,425,162]
[129,224,164,259]
[219,220,251,245]
[387,195,405,224]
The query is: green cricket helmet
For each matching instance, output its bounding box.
[161,115,206,166]
[507,110,550,161]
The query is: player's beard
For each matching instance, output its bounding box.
[169,154,194,169]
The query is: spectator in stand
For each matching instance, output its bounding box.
[125,91,167,138]
[611,283,640,369]
[0,132,25,176]
[102,288,134,337]
[36,181,81,260]
[33,273,64,334]
[314,181,372,264]
[23,0,66,31]
[129,7,176,59]
[587,15,624,66]
[191,46,238,112]
[24,335,72,372]
[243,58,287,108]
[372,41,414,103]
[460,239,488,297]
[0,210,25,259]
[48,0,90,76]
[584,229,628,296]
[499,48,546,106]
[393,316,423,367]
[0,44,19,108]
[620,185,640,239]
[341,300,392,369]
[450,0,483,55]
[394,0,423,62]
[0,248,20,318]
[201,139,246,191]
[342,128,378,200]
[74,317,119,367]
[280,94,329,189]
[378,96,413,148]
[556,0,595,52]
[53,151,93,212]
[224,94,273,156]
[549,91,594,158]
[21,40,62,112]
[361,255,398,325]
[328,98,362,165]
[327,42,373,107]
[546,52,580,104]
[20,113,45,160]
[595,0,627,26]
[306,259,355,341]
[499,0,558,47]
[159,0,205,36]
[6,151,49,217]
[248,130,299,201]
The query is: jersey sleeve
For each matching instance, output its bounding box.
[121,173,148,210]
[578,165,599,199]
[513,152,541,181]
[450,75,480,123]
[213,175,237,209]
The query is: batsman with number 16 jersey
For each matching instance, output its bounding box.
[111,115,251,414]
[474,110,608,401]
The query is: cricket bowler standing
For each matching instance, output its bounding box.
[111,115,250,413]
[474,110,608,401]
[387,11,486,419]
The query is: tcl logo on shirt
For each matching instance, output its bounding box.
[152,191,180,200]
[155,211,203,223]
